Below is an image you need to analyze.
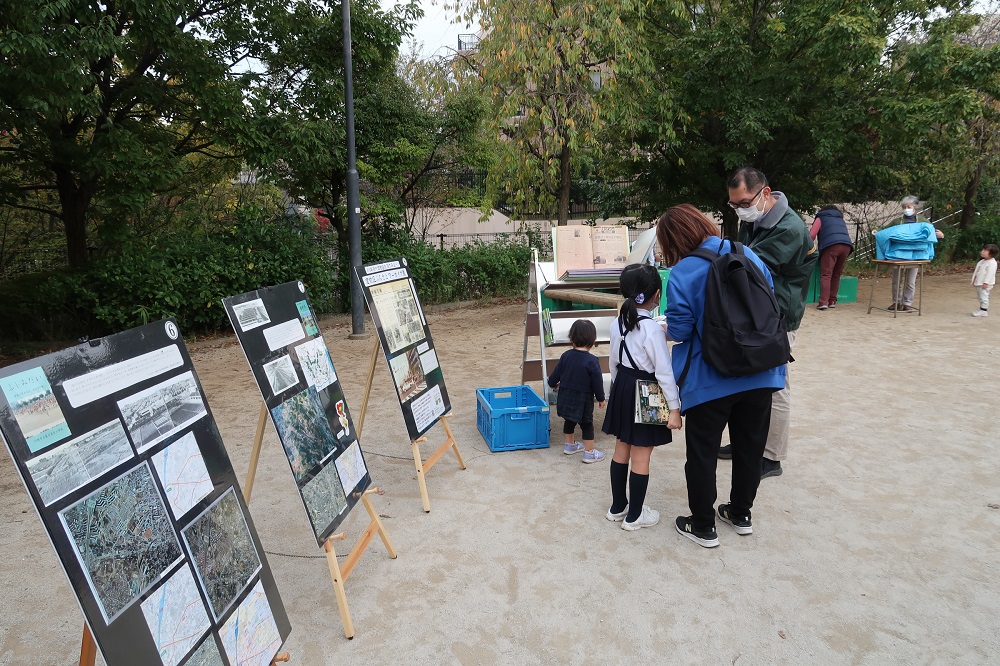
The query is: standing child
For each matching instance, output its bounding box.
[603,264,682,531]
[972,244,998,317]
[548,319,607,463]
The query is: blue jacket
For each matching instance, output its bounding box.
[666,237,787,413]
[816,209,854,252]
[875,222,937,261]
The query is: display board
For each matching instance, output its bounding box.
[355,258,451,440]
[0,319,290,666]
[222,281,371,545]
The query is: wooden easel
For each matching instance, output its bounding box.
[357,337,466,512]
[242,394,397,640]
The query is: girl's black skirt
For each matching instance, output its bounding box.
[556,387,593,425]
[601,364,672,447]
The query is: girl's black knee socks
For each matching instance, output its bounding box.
[610,460,629,513]
[626,472,649,522]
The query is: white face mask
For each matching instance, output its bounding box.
[903,207,915,217]
[736,200,765,223]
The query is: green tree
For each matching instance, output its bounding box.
[0,0,284,267]
[610,0,982,233]
[456,0,666,225]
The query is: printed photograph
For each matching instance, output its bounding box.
[140,564,211,666]
[389,348,427,403]
[0,366,71,452]
[231,299,271,332]
[26,419,134,506]
[300,460,348,538]
[334,441,368,496]
[150,431,214,520]
[295,300,319,336]
[293,337,337,391]
[220,580,282,666]
[270,387,337,481]
[60,463,183,623]
[262,355,299,396]
[186,634,226,666]
[369,279,425,354]
[182,487,262,620]
[118,371,207,453]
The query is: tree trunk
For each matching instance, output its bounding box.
[557,143,571,226]
[55,171,93,269]
[720,206,739,240]
[959,159,983,230]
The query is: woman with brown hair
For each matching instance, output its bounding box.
[658,204,786,548]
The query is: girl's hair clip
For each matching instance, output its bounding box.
[634,293,645,305]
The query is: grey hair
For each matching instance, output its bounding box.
[901,195,919,207]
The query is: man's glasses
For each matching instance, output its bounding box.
[727,185,766,209]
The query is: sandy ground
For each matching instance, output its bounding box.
[1,274,999,665]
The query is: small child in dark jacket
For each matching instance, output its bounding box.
[548,319,607,463]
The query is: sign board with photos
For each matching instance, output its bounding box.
[0,319,290,666]
[222,281,371,545]
[355,258,451,441]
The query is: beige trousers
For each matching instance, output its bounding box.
[764,330,797,462]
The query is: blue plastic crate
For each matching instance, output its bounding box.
[476,385,550,452]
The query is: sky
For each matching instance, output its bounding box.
[379,0,475,60]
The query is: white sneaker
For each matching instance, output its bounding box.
[563,441,585,454]
[582,449,605,464]
[621,505,659,531]
[972,310,989,317]
[606,506,628,521]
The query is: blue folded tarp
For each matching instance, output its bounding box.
[875,222,938,261]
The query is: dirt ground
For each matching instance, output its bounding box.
[1,273,999,665]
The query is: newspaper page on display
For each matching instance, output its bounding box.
[0,319,290,666]
[355,259,452,440]
[223,281,371,545]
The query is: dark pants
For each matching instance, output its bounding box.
[564,418,594,440]
[819,243,852,306]
[683,389,773,530]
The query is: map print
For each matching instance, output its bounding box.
[27,419,134,506]
[270,387,336,481]
[140,564,211,666]
[293,337,336,391]
[182,488,261,620]
[118,371,207,453]
[0,365,71,452]
[60,463,182,622]
[369,278,425,354]
[334,441,368,496]
[220,580,282,666]
[301,460,348,538]
[185,635,226,666]
[150,431,214,520]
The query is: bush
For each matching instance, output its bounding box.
[935,215,1000,263]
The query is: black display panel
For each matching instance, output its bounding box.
[0,319,291,666]
[354,258,451,440]
[222,281,371,546]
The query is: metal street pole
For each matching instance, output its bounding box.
[343,0,366,338]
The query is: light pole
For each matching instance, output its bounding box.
[342,0,366,339]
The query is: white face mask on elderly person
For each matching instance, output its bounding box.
[903,207,915,217]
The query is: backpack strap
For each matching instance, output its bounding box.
[618,315,650,371]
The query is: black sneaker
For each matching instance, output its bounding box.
[674,516,719,548]
[761,458,782,479]
[717,504,753,535]
[717,444,732,460]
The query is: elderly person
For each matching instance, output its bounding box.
[888,196,944,311]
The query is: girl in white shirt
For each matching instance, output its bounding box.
[602,264,681,531]
[971,244,998,317]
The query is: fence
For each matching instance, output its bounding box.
[432,225,655,255]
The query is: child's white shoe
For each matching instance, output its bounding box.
[972,310,988,317]
[563,441,585,454]
[622,505,660,531]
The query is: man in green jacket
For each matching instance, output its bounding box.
[720,167,817,479]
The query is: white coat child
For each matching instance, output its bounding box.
[971,244,998,317]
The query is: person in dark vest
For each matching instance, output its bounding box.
[809,205,854,310]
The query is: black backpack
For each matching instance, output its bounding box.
[678,240,790,384]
